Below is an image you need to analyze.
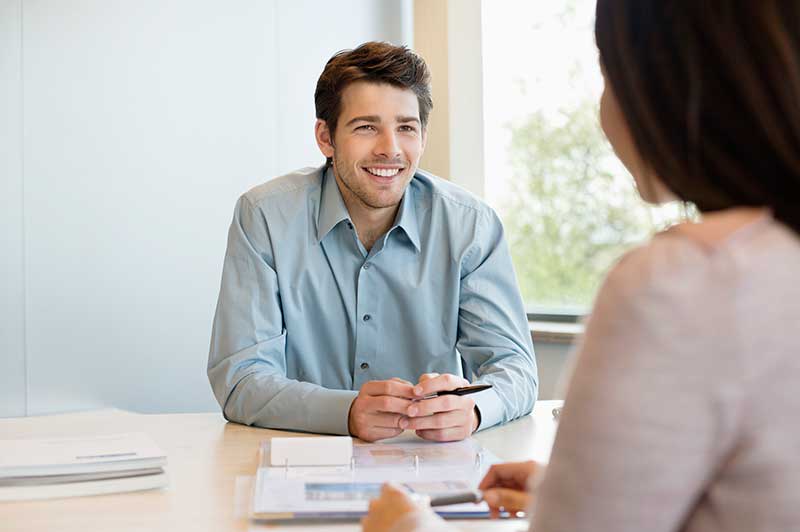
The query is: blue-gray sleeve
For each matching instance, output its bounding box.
[207,195,357,434]
[456,209,538,429]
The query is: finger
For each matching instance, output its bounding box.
[482,488,530,513]
[367,395,414,415]
[416,372,440,383]
[367,412,409,429]
[361,379,416,398]
[381,482,408,496]
[412,374,469,397]
[478,461,536,491]
[404,410,464,431]
[478,464,502,491]
[358,427,404,442]
[379,483,420,510]
[408,395,473,417]
[390,377,413,385]
[415,426,470,442]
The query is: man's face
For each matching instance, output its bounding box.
[316,81,426,210]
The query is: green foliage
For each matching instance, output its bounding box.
[499,101,660,310]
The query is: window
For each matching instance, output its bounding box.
[481,0,691,317]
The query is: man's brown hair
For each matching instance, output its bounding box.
[314,41,433,142]
[596,1,800,235]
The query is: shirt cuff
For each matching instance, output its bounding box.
[472,387,505,430]
[308,388,359,435]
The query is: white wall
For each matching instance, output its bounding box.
[1,0,26,417]
[1,0,410,417]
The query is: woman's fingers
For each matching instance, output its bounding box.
[482,487,531,516]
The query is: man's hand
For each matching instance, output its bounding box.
[348,379,416,442]
[478,460,541,518]
[405,373,479,442]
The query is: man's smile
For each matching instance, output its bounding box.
[362,166,404,178]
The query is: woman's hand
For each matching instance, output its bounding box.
[479,460,542,518]
[362,483,429,532]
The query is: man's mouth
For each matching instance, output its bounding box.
[363,166,403,178]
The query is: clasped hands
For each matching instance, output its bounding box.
[348,373,479,443]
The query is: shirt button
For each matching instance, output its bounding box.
[363,314,371,322]
[347,222,354,230]
[360,362,369,370]
[363,263,371,270]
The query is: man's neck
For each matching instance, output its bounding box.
[335,178,400,252]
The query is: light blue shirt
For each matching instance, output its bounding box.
[207,165,537,435]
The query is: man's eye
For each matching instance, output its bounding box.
[399,125,417,133]
[356,125,376,131]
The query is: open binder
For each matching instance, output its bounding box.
[251,438,497,522]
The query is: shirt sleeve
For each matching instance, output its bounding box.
[530,243,743,531]
[456,209,538,430]
[207,195,357,435]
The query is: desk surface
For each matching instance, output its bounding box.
[1,400,561,532]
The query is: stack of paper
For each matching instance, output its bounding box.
[0,432,168,501]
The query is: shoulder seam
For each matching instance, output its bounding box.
[430,189,486,215]
[240,193,256,210]
[460,202,491,269]
[246,178,319,207]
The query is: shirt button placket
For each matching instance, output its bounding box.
[355,259,376,388]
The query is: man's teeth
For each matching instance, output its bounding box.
[365,167,400,177]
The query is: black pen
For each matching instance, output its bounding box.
[420,384,493,400]
[429,489,483,507]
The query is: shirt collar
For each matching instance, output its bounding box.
[391,182,421,252]
[317,165,352,243]
[316,166,421,252]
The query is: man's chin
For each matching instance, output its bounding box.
[358,185,408,210]
[361,197,403,210]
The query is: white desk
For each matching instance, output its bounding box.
[1,400,561,532]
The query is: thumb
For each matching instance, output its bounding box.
[483,488,530,513]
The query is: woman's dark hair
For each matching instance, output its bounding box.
[595,1,800,235]
[315,41,432,139]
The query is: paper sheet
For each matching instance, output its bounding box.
[253,439,497,520]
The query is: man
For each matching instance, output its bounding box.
[207,41,537,442]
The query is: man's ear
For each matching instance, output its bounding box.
[420,126,428,153]
[315,119,335,159]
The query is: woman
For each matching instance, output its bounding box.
[363,1,800,531]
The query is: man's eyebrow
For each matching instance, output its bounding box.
[344,115,422,127]
[345,115,380,127]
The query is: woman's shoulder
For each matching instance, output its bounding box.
[600,228,709,305]
[605,210,795,301]
[592,214,800,352]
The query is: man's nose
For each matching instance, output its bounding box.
[374,130,402,159]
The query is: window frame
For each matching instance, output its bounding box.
[414,0,588,326]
